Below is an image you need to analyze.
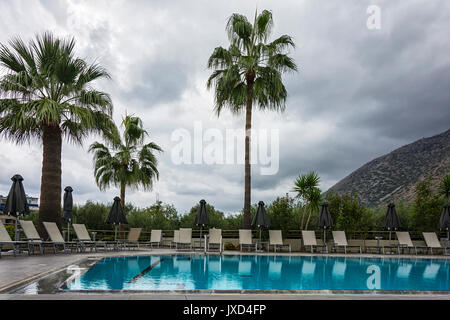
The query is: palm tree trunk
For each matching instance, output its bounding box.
[120,182,126,208]
[300,202,308,229]
[243,76,254,229]
[38,125,62,236]
[305,205,313,230]
[119,182,126,238]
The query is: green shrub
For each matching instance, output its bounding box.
[224,242,237,250]
[410,177,446,231]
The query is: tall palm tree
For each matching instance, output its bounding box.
[292,171,321,230]
[89,114,162,207]
[207,9,297,228]
[0,32,116,232]
[439,173,450,202]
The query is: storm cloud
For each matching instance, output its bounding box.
[0,0,449,214]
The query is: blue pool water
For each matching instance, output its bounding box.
[65,255,450,291]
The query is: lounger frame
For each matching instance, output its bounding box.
[269,230,291,253]
[239,229,255,252]
[331,231,362,254]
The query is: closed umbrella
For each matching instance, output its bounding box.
[62,186,73,241]
[106,197,128,242]
[194,199,210,242]
[317,202,333,253]
[439,204,450,240]
[3,175,30,241]
[384,203,401,241]
[251,201,271,244]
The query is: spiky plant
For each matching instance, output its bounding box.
[439,174,450,202]
[292,171,321,229]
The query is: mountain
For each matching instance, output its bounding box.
[326,129,450,207]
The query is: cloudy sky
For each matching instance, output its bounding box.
[0,0,449,215]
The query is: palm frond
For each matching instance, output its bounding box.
[255,10,273,42]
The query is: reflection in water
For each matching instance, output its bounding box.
[332,260,347,280]
[396,263,412,279]
[238,258,252,276]
[301,260,316,279]
[66,255,450,291]
[423,263,440,280]
[174,256,191,273]
[268,260,282,280]
[208,256,222,273]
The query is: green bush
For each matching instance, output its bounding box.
[72,200,110,230]
[325,191,372,232]
[266,194,300,236]
[410,177,446,231]
[127,201,179,231]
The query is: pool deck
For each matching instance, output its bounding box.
[0,248,449,300]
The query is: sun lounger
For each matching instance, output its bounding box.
[207,228,223,252]
[269,230,291,252]
[395,231,427,255]
[120,228,142,250]
[171,230,180,248]
[177,228,192,250]
[239,229,254,251]
[19,220,48,255]
[43,222,78,253]
[149,229,162,248]
[0,220,27,258]
[301,230,323,253]
[423,232,447,255]
[331,231,362,254]
[72,223,111,252]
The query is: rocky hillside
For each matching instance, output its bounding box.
[326,129,450,207]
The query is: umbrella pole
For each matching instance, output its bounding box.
[114,225,118,242]
[14,217,19,241]
[67,222,70,242]
[323,228,327,253]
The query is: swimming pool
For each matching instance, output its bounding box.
[64,254,450,291]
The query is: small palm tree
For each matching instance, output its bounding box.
[292,172,321,230]
[207,9,297,228]
[0,32,116,231]
[89,114,162,207]
[439,174,450,202]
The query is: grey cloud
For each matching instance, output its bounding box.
[1,0,449,214]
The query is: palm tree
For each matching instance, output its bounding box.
[207,9,297,228]
[0,32,116,232]
[89,114,162,208]
[439,174,450,202]
[292,172,321,230]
